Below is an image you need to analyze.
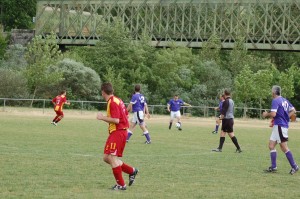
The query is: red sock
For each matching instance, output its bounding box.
[112,166,125,186]
[121,163,134,175]
[53,116,59,122]
[55,117,62,123]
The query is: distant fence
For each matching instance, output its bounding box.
[0,98,284,120]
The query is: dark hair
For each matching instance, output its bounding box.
[224,89,231,96]
[101,82,114,95]
[60,90,66,95]
[135,84,141,92]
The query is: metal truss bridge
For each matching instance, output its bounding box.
[35,0,300,51]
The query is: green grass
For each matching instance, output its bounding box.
[1,112,300,199]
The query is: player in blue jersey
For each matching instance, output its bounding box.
[127,85,151,144]
[167,94,191,131]
[262,85,298,175]
[212,94,225,134]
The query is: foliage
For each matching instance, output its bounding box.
[49,58,101,101]
[1,0,37,31]
[24,33,63,99]
[0,68,29,98]
[0,33,7,58]
[0,44,27,70]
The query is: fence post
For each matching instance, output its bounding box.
[43,99,45,114]
[81,101,83,115]
[3,98,6,112]
[151,105,154,115]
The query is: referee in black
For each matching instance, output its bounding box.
[212,89,242,153]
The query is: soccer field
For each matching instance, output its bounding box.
[1,110,300,199]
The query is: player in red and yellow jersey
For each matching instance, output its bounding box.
[97,83,138,191]
[51,90,70,126]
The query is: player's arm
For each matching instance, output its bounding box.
[144,103,150,119]
[65,101,71,105]
[167,103,171,112]
[289,108,296,118]
[127,103,133,112]
[220,100,229,119]
[262,111,276,118]
[183,102,192,106]
[97,112,120,124]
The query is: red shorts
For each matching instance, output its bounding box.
[55,110,64,116]
[104,130,127,157]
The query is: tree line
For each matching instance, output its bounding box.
[1,4,300,115]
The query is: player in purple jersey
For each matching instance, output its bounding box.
[127,85,151,144]
[212,94,225,134]
[262,85,298,175]
[167,94,191,131]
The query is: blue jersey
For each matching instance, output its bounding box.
[130,93,146,112]
[271,96,294,128]
[168,99,184,111]
[219,100,224,113]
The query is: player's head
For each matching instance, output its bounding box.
[220,94,225,100]
[101,82,114,95]
[272,85,281,96]
[224,89,231,96]
[135,84,141,92]
[174,94,179,100]
[60,90,66,95]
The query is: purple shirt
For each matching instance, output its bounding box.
[168,99,184,111]
[219,100,224,113]
[271,96,294,128]
[130,93,146,112]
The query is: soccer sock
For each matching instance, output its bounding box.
[285,150,297,168]
[127,131,133,141]
[53,116,59,122]
[121,163,134,175]
[231,136,241,150]
[144,131,151,142]
[215,125,219,131]
[270,150,277,168]
[112,166,125,186]
[55,117,62,123]
[169,122,172,129]
[218,137,225,149]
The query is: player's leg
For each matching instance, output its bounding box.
[127,119,137,142]
[135,111,151,143]
[212,118,220,134]
[169,112,175,129]
[175,111,182,130]
[278,128,299,174]
[265,140,278,172]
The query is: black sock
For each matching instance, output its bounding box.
[218,137,225,149]
[231,136,240,150]
[169,122,172,129]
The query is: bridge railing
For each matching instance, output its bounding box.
[35,0,300,50]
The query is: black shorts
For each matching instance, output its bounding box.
[222,118,234,133]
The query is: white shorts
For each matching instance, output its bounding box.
[270,125,289,143]
[170,111,181,120]
[131,111,145,125]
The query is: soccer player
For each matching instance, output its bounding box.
[51,90,70,126]
[167,94,191,131]
[262,85,299,174]
[212,89,242,152]
[97,82,139,190]
[126,85,151,144]
[211,94,225,134]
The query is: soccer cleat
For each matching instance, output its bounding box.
[264,166,277,173]
[236,148,242,153]
[111,184,126,190]
[289,165,299,175]
[145,141,151,144]
[212,148,222,152]
[129,168,139,186]
[211,130,218,134]
[51,122,57,126]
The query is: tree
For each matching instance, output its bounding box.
[0,68,28,98]
[1,0,37,31]
[48,58,101,101]
[24,33,63,102]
